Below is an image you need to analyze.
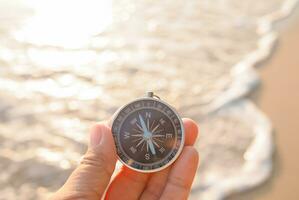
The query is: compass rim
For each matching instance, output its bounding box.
[111,96,185,173]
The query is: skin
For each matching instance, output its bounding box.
[50,118,199,200]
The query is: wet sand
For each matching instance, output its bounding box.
[229,7,299,200]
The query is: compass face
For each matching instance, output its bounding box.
[112,98,184,172]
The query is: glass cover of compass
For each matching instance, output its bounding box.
[111,92,185,173]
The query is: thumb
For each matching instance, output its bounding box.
[52,122,117,199]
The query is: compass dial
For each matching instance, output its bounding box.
[112,97,184,172]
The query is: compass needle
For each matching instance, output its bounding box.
[139,114,148,132]
[148,140,156,155]
[146,141,149,152]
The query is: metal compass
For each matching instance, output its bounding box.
[111,92,185,173]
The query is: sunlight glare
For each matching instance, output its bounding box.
[14,0,113,48]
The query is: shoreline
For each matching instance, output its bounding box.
[228,4,299,200]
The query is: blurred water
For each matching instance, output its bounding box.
[0,0,296,199]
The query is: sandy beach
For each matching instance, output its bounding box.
[229,6,299,200]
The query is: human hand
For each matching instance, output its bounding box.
[50,118,199,200]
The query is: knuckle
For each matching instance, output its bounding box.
[168,175,190,191]
[80,149,113,176]
[143,188,161,200]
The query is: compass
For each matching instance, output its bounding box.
[111,92,184,173]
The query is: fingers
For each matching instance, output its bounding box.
[160,147,199,200]
[106,118,199,200]
[140,118,199,200]
[52,122,117,199]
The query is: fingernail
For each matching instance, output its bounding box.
[90,126,103,147]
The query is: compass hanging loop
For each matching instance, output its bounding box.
[146,91,161,99]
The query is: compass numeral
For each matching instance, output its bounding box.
[124,131,130,139]
[159,118,166,125]
[145,153,150,160]
[159,147,165,153]
[130,118,137,125]
[130,146,137,154]
[145,112,151,119]
[166,133,172,139]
